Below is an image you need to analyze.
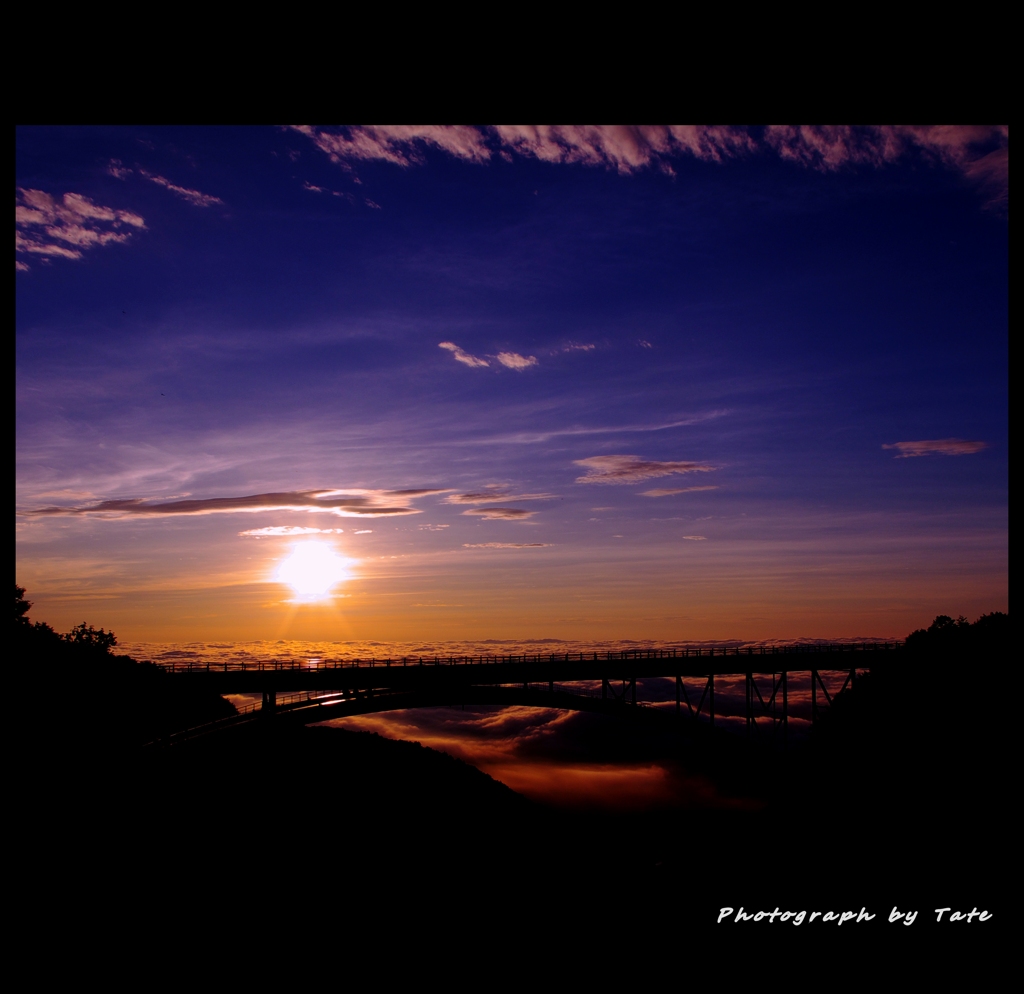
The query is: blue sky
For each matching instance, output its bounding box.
[16,126,1008,641]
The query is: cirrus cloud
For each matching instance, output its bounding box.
[496,351,538,370]
[290,124,492,169]
[16,188,146,268]
[30,488,445,519]
[439,341,489,368]
[292,125,1007,205]
[463,543,552,549]
[108,161,224,207]
[574,455,714,484]
[461,507,536,520]
[445,490,556,505]
[640,486,719,497]
[882,439,988,458]
[240,526,346,537]
[138,169,223,208]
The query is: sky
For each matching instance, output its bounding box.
[16,125,1009,644]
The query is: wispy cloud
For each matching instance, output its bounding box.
[445,491,556,505]
[301,180,378,208]
[496,351,538,370]
[574,455,714,484]
[106,159,133,180]
[240,526,346,537]
[481,411,729,445]
[16,188,145,268]
[764,125,1008,207]
[30,488,445,518]
[640,486,719,497]
[461,507,536,520]
[463,543,552,548]
[493,125,756,174]
[882,439,988,458]
[682,535,707,541]
[418,523,449,531]
[289,124,492,169]
[107,161,224,207]
[293,125,1008,205]
[439,341,489,368]
[138,170,223,207]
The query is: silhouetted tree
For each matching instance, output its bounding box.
[15,585,30,625]
[61,621,118,653]
[15,584,61,651]
[16,585,118,655]
[905,611,1008,656]
[16,584,235,746]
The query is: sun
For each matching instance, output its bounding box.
[275,542,353,601]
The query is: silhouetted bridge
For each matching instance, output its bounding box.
[153,642,902,746]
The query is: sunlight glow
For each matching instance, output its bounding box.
[275,542,353,601]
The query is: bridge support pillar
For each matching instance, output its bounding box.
[262,688,276,716]
[602,678,609,700]
[782,671,788,744]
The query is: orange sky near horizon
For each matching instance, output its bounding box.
[16,504,1007,643]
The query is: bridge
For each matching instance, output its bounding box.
[152,642,902,746]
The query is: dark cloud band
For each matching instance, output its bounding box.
[30,489,446,518]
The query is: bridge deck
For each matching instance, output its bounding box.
[153,643,900,693]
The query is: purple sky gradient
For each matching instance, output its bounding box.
[16,125,1007,642]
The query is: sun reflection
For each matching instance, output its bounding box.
[275,542,353,601]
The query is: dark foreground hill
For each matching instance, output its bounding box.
[17,588,1008,940]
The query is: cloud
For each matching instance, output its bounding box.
[292,125,756,176]
[561,343,595,352]
[463,543,553,548]
[293,124,1008,207]
[494,125,758,174]
[354,529,373,534]
[138,170,223,207]
[106,159,133,180]
[480,411,729,445]
[418,524,449,531]
[289,124,492,169]
[964,147,1009,208]
[30,488,445,519]
[682,535,707,541]
[461,507,536,520]
[445,491,556,505]
[640,486,719,497]
[882,439,988,458]
[16,188,146,268]
[107,161,224,207]
[496,351,538,370]
[574,455,714,484]
[764,125,1008,206]
[328,706,750,810]
[439,341,489,368]
[240,526,346,537]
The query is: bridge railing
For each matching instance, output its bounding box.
[152,641,903,674]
